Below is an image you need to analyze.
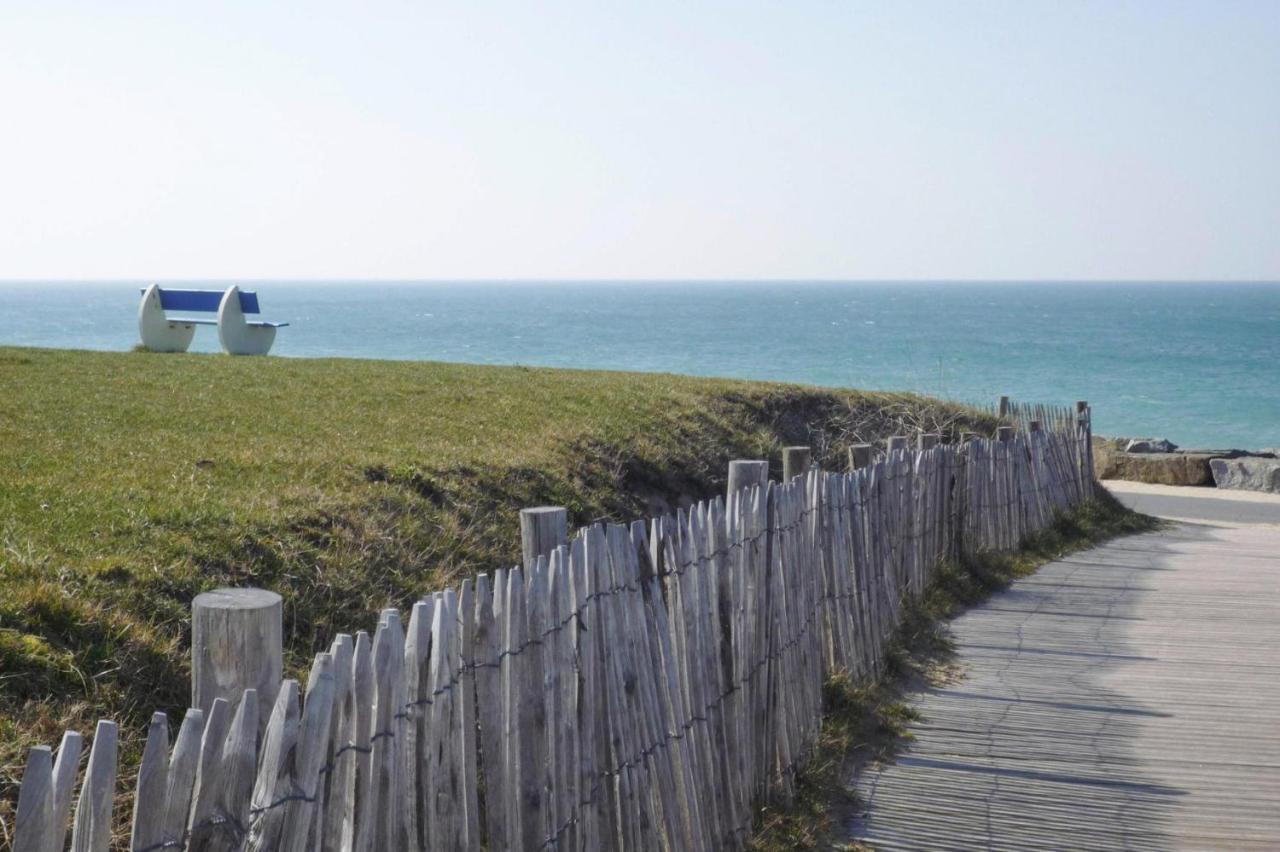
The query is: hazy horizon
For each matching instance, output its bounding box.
[4,278,1280,286]
[3,2,1278,280]
[3,280,1277,448]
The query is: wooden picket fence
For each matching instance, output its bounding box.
[11,409,1095,852]
[987,396,1080,434]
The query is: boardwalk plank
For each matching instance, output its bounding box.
[850,513,1280,851]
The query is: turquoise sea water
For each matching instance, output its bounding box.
[2,281,1277,449]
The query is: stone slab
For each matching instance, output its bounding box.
[1097,451,1215,486]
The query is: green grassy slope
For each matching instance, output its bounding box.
[0,346,1001,830]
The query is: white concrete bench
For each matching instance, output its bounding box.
[137,284,289,355]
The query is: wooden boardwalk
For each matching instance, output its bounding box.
[847,487,1280,850]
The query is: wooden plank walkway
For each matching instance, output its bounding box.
[846,489,1280,850]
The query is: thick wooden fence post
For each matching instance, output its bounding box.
[781,446,812,482]
[917,433,939,450]
[1028,420,1042,433]
[997,426,1014,442]
[727,460,769,503]
[887,436,908,452]
[192,588,282,736]
[519,506,568,571]
[998,395,1010,418]
[848,444,873,471]
[1077,400,1095,484]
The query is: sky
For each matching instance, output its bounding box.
[1,1,1278,281]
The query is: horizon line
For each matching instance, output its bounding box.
[3,277,1280,285]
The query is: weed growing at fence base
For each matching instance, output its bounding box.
[747,488,1160,851]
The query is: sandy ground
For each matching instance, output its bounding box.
[1104,479,1280,526]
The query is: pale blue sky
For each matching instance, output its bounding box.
[2,1,1277,280]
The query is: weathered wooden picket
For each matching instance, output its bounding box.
[11,404,1095,852]
[990,395,1081,434]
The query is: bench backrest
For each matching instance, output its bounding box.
[140,288,261,314]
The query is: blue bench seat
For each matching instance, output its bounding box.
[143,288,289,327]
[165,317,288,328]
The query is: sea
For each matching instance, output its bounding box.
[2,281,1277,450]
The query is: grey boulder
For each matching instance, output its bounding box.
[1126,438,1178,454]
[1210,457,1280,494]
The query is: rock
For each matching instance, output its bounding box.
[1092,437,1121,477]
[1176,448,1249,459]
[1177,448,1279,461]
[1098,452,1215,487]
[1126,438,1177,454]
[1210,457,1280,494]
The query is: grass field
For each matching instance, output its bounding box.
[0,345,1002,828]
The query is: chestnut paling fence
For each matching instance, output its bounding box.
[987,396,1081,435]
[11,408,1095,852]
